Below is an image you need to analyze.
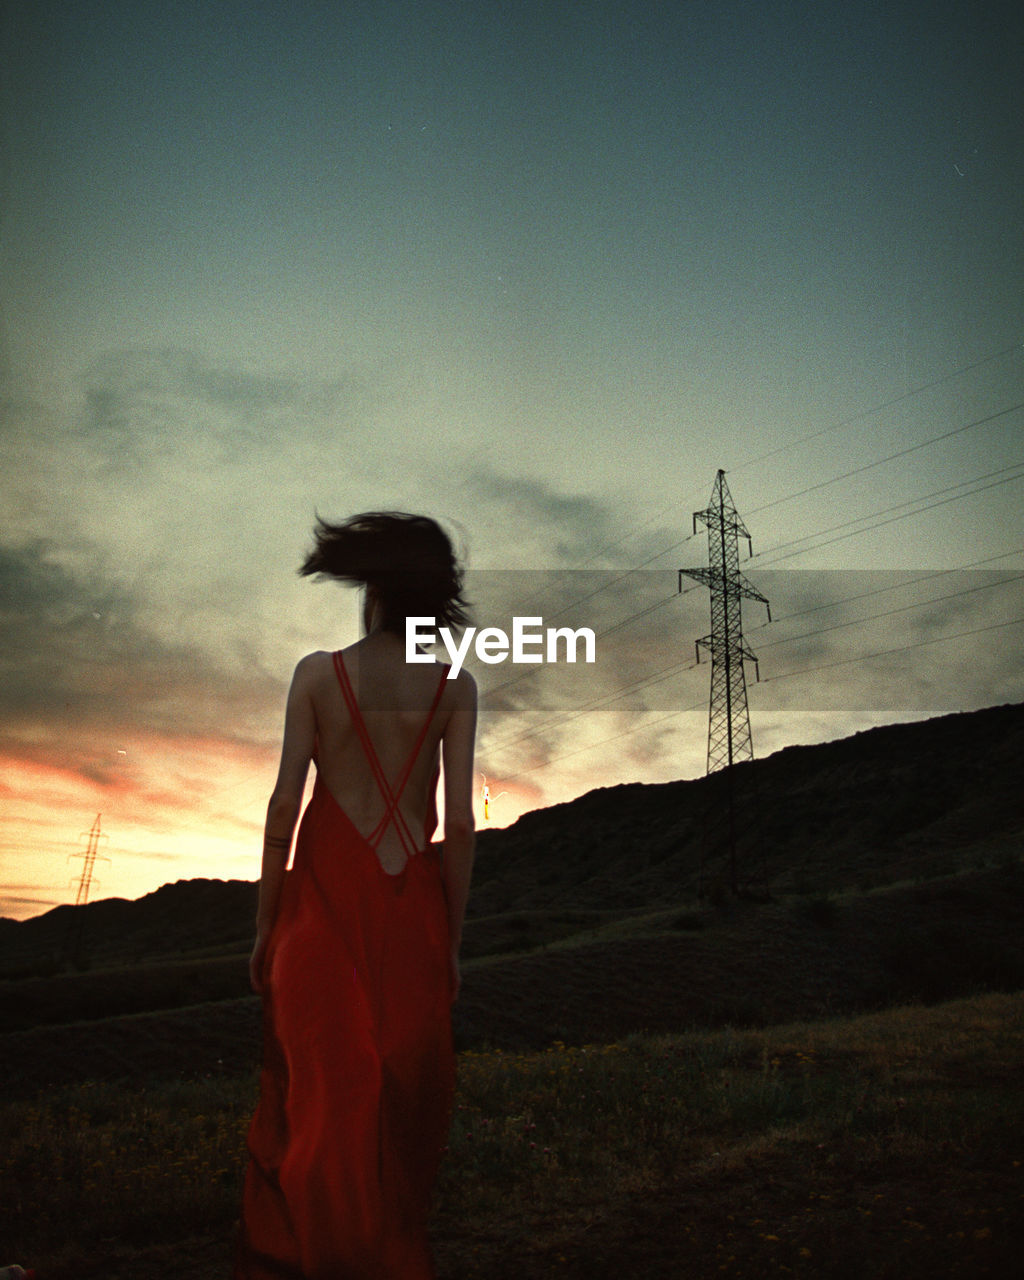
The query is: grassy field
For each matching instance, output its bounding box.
[2,990,1022,1279]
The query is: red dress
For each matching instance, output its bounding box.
[236,654,454,1279]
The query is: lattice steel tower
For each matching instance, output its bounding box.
[64,814,110,966]
[679,470,770,895]
[70,813,109,906]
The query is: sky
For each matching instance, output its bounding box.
[1,0,1022,920]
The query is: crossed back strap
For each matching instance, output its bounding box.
[333,651,448,856]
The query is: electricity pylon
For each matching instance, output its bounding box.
[65,813,109,966]
[679,470,770,897]
[69,813,109,906]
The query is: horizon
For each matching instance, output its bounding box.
[5,692,1020,925]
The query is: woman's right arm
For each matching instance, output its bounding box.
[441,670,478,1000]
[250,655,317,992]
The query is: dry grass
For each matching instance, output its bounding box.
[2,991,1022,1278]
[432,992,1024,1276]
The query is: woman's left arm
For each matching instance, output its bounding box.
[249,656,318,992]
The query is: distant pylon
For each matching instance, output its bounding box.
[69,813,110,906]
[64,814,110,967]
[679,470,770,896]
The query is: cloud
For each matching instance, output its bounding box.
[0,537,284,773]
[5,348,381,550]
[0,890,65,912]
[2,348,415,677]
[463,468,623,565]
[75,347,365,470]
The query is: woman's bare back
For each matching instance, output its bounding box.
[306,633,453,873]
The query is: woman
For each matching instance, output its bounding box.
[235,512,477,1280]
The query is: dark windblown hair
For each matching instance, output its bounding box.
[299,511,470,635]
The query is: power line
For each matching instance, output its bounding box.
[478,490,1022,758]
[493,396,1024,647]
[749,546,1024,630]
[746,400,1024,519]
[497,696,708,784]
[679,470,770,896]
[497,532,704,641]
[64,814,111,966]
[751,466,1024,568]
[482,654,698,756]
[478,366,1024,777]
[476,456,1023,771]
[480,547,1024,775]
[617,414,1022,576]
[475,393,1023,671]
[762,615,1024,685]
[477,343,1023,651]
[732,340,1023,475]
[478,581,682,705]
[559,341,1024,579]
[752,572,1024,655]
[751,461,1024,565]
[482,555,1024,786]
[68,814,109,906]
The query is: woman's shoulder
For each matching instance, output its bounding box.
[291,650,336,684]
[295,649,336,667]
[443,664,477,708]
[447,664,476,691]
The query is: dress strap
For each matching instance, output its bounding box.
[333,652,448,855]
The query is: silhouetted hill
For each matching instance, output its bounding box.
[467,699,1024,913]
[0,878,258,978]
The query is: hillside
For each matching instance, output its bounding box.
[2,862,1023,1098]
[467,699,1024,914]
[0,877,258,978]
